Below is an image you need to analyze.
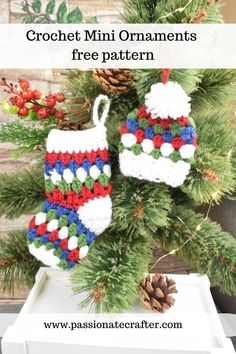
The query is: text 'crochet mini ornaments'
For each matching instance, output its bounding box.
[119,69,197,187]
[27,95,112,270]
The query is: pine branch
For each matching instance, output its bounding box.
[191,69,236,114]
[0,121,49,152]
[182,147,236,204]
[0,166,45,219]
[158,206,236,295]
[111,174,172,234]
[122,0,222,24]
[72,229,153,312]
[0,230,41,294]
[181,111,236,204]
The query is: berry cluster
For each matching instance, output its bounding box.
[1,78,66,120]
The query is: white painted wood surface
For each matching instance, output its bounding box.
[1,268,235,354]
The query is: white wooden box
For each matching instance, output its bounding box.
[2,268,235,354]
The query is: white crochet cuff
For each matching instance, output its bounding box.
[47,127,108,154]
[119,150,191,188]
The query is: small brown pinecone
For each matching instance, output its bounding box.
[57,119,80,131]
[93,69,133,94]
[140,274,177,313]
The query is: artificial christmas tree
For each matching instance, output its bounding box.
[0,0,235,315]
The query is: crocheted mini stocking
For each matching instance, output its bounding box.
[27,95,112,269]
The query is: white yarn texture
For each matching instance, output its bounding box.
[120,150,190,188]
[47,127,108,153]
[145,81,191,119]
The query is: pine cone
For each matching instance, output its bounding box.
[57,119,80,131]
[93,69,133,94]
[140,274,177,313]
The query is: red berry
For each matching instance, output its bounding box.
[33,90,42,100]
[32,104,40,112]
[55,110,65,120]
[49,108,56,115]
[9,96,17,105]
[37,107,49,119]
[18,107,29,116]
[15,96,25,107]
[55,93,65,102]
[21,90,34,101]
[45,95,56,108]
[19,79,30,91]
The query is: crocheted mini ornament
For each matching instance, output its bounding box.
[27,95,112,270]
[119,69,197,187]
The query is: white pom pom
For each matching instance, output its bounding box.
[179,144,196,159]
[59,226,68,240]
[145,81,191,119]
[160,143,174,157]
[47,219,58,232]
[141,139,154,154]
[63,169,74,184]
[35,212,46,225]
[79,245,89,259]
[121,133,137,148]
[68,236,78,250]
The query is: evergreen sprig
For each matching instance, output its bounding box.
[122,0,222,24]
[191,69,236,114]
[112,175,172,234]
[159,206,236,295]
[0,166,44,219]
[182,147,236,204]
[71,229,153,312]
[0,230,41,294]
[0,121,49,152]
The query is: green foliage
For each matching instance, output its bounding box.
[112,175,172,234]
[0,121,49,153]
[57,2,68,22]
[0,166,44,219]
[71,229,153,312]
[182,148,236,205]
[20,0,96,24]
[191,69,236,114]
[32,0,41,13]
[181,111,236,204]
[159,206,236,295]
[67,7,83,23]
[46,0,55,14]
[0,230,41,294]
[122,0,222,24]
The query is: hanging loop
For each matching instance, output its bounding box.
[162,69,171,84]
[93,94,110,126]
